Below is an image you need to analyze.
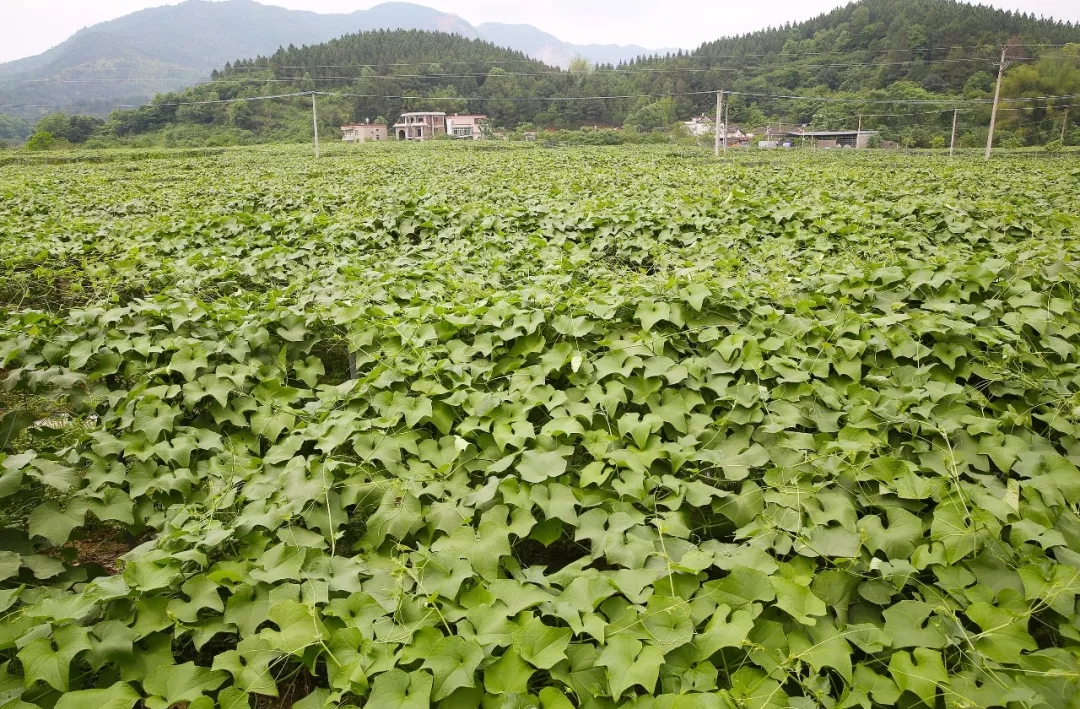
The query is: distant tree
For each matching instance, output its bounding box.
[227,101,256,130]
[0,113,30,140]
[964,71,995,96]
[568,57,592,73]
[66,115,102,143]
[623,98,677,132]
[34,113,70,137]
[25,131,57,151]
[33,113,101,143]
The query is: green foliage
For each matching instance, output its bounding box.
[2,143,1080,709]
[0,114,30,141]
[85,7,1080,145]
[624,98,678,132]
[32,114,103,144]
[24,131,57,151]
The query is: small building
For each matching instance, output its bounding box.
[341,123,387,143]
[445,114,488,140]
[792,129,876,149]
[394,112,447,141]
[803,130,874,149]
[684,115,715,137]
[757,127,877,149]
[719,124,753,147]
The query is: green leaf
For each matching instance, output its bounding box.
[0,552,20,582]
[27,458,79,492]
[512,616,572,670]
[55,681,141,709]
[596,636,664,699]
[169,346,209,381]
[484,648,534,695]
[539,687,576,709]
[143,662,228,709]
[0,411,34,450]
[966,602,1037,663]
[422,635,483,701]
[212,637,280,696]
[367,669,432,709]
[770,576,827,625]
[1,661,26,706]
[28,500,87,546]
[889,648,949,705]
[517,449,568,484]
[694,604,754,659]
[263,600,328,655]
[17,625,91,692]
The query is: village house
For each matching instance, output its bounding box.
[392,112,488,141]
[683,115,714,137]
[393,112,447,141]
[757,126,877,149]
[445,114,488,140]
[340,123,387,143]
[719,124,751,146]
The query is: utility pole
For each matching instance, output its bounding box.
[950,109,958,157]
[985,45,1009,161]
[1062,107,1070,144]
[714,90,723,157]
[857,114,863,149]
[723,100,729,155]
[311,92,320,159]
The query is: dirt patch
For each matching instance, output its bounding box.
[60,528,132,574]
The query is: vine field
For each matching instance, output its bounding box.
[1,144,1079,708]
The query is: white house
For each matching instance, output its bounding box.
[684,115,715,137]
[445,114,488,140]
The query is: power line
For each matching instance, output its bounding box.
[725,90,1080,104]
[11,55,1017,87]
[217,42,1078,69]
[0,92,313,111]
[7,88,1080,112]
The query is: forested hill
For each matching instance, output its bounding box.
[41,0,1080,149]
[684,0,1080,93]
[105,31,559,139]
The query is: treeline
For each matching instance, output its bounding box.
[17,0,1080,149]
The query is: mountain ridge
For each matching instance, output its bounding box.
[0,0,674,120]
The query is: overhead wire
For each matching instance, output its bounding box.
[7,89,1079,112]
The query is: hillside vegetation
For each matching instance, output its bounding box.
[0,0,666,120]
[22,0,1077,150]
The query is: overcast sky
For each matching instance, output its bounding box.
[4,0,1080,63]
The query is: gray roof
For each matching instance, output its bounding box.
[790,130,878,137]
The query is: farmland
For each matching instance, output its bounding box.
[1,143,1079,709]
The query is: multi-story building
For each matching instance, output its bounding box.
[445,115,488,140]
[392,112,489,141]
[393,112,447,141]
[341,123,387,143]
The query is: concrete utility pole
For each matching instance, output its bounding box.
[311,92,320,159]
[857,114,863,149]
[985,46,1009,161]
[714,91,723,157]
[950,109,959,157]
[724,100,730,155]
[1063,107,1071,143]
